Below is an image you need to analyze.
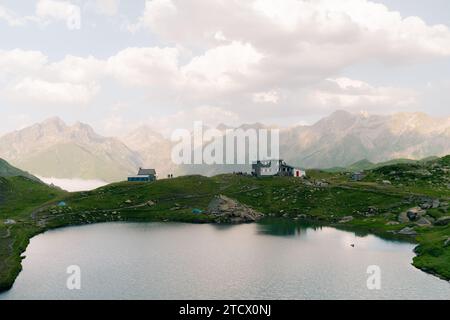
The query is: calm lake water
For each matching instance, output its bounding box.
[1,220,449,300]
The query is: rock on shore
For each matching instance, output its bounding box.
[207,195,263,223]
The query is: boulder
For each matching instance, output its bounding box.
[435,216,450,226]
[398,212,409,223]
[398,227,417,236]
[386,221,399,226]
[3,219,16,225]
[432,199,440,209]
[363,206,378,217]
[339,216,354,224]
[420,203,432,210]
[415,217,432,227]
[407,211,417,221]
[207,195,263,223]
[405,207,426,221]
[444,237,450,247]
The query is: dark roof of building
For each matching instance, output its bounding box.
[138,168,156,175]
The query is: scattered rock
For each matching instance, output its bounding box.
[435,216,450,226]
[315,180,329,187]
[147,200,155,207]
[415,217,432,227]
[444,237,450,247]
[386,221,399,226]
[207,195,263,223]
[405,207,426,221]
[398,227,417,236]
[363,206,378,217]
[398,212,409,223]
[339,216,354,224]
[432,199,440,209]
[4,219,16,225]
[420,203,432,210]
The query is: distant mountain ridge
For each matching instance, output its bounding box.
[172,110,450,176]
[0,110,448,181]
[279,110,450,169]
[0,118,142,182]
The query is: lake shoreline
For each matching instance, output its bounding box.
[1,213,448,295]
[1,170,449,294]
[2,219,450,300]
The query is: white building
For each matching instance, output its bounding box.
[252,160,306,178]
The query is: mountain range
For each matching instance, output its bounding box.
[0,110,448,182]
[0,118,141,182]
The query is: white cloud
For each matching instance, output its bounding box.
[0,1,82,30]
[118,0,450,118]
[36,0,81,30]
[180,41,263,92]
[2,0,448,127]
[0,49,48,75]
[128,0,177,34]
[106,47,179,87]
[0,5,27,26]
[6,77,99,105]
[307,77,418,110]
[134,0,450,62]
[253,90,280,104]
[0,49,102,106]
[94,0,120,16]
[38,176,107,192]
[48,55,106,83]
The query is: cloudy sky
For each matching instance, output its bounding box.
[1,0,450,136]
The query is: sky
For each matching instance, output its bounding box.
[1,0,450,137]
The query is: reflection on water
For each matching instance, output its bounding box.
[257,218,324,237]
[1,221,449,300]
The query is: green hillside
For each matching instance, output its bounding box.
[325,156,439,173]
[0,175,66,291]
[0,156,449,291]
[0,158,40,182]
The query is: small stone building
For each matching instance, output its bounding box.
[128,168,157,182]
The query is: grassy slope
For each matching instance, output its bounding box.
[0,156,449,291]
[0,159,40,182]
[0,176,66,291]
[325,156,439,173]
